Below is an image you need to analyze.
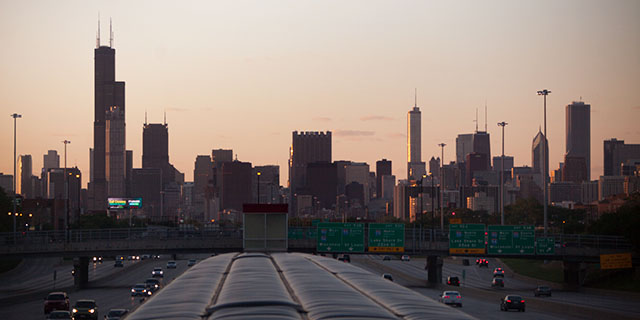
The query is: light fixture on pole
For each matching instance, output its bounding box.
[62,140,71,241]
[497,121,508,225]
[257,171,261,204]
[438,143,446,232]
[537,89,551,236]
[11,113,22,243]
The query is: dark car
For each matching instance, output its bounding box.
[131,283,151,296]
[104,308,129,320]
[534,285,552,297]
[145,278,161,292]
[478,259,489,267]
[492,277,504,287]
[447,276,460,286]
[44,292,70,314]
[382,255,391,261]
[500,295,525,312]
[72,299,98,320]
[46,310,71,319]
[338,254,351,263]
[114,260,123,268]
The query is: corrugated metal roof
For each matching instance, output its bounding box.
[126,253,475,320]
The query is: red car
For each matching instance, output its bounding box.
[44,292,70,314]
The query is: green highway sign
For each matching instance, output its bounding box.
[368,223,405,252]
[317,222,364,253]
[289,227,316,240]
[487,225,535,254]
[536,237,555,255]
[449,224,486,254]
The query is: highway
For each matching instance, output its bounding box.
[0,255,207,319]
[353,255,640,320]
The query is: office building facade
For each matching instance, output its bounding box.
[565,101,590,179]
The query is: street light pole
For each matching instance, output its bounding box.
[438,143,446,232]
[257,171,261,204]
[63,140,70,241]
[537,89,551,236]
[11,113,21,243]
[497,122,508,225]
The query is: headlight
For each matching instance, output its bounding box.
[89,308,95,313]
[72,308,78,313]
[147,291,152,295]
[155,284,158,288]
[131,289,135,292]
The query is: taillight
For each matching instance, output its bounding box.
[521,300,525,303]
[457,296,461,298]
[507,300,511,303]
[444,295,450,298]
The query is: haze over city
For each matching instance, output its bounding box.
[1,0,639,186]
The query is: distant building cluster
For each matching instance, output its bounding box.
[2,33,639,233]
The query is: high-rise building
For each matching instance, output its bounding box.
[428,157,440,178]
[289,131,331,213]
[407,105,425,180]
[131,168,162,220]
[562,155,588,183]
[466,153,488,186]
[565,101,590,179]
[89,24,126,211]
[0,174,13,194]
[43,150,60,172]
[376,159,392,198]
[220,161,252,211]
[456,134,474,164]
[18,155,33,198]
[603,139,640,176]
[305,162,337,209]
[473,131,491,169]
[193,155,212,216]
[532,129,549,188]
[253,165,280,204]
[345,162,371,206]
[142,122,182,188]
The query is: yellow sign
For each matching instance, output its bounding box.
[368,246,404,253]
[450,248,485,254]
[600,253,632,270]
[449,218,462,224]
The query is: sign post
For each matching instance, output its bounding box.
[449,224,485,254]
[487,225,535,254]
[368,223,405,252]
[317,222,364,253]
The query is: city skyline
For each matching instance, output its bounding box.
[1,1,639,187]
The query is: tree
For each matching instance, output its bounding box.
[589,192,640,253]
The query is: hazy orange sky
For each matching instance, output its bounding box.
[1,0,639,187]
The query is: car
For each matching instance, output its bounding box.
[401,255,410,262]
[534,285,552,297]
[131,283,151,296]
[104,308,129,320]
[493,267,505,277]
[492,277,504,287]
[144,278,161,292]
[337,254,351,263]
[46,310,71,319]
[166,261,177,269]
[141,254,151,260]
[152,267,164,277]
[382,273,394,281]
[72,299,98,320]
[113,260,123,268]
[44,292,70,314]
[477,258,488,267]
[500,295,525,312]
[447,276,460,286]
[92,256,103,263]
[187,259,197,267]
[439,290,462,307]
[382,255,391,261]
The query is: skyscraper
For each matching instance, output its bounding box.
[473,131,491,169]
[407,103,425,180]
[532,129,549,188]
[43,150,60,172]
[376,159,392,198]
[565,101,590,179]
[89,21,126,210]
[456,134,474,164]
[603,139,640,176]
[289,131,332,194]
[18,155,33,198]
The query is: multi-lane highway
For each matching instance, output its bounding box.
[0,255,207,319]
[352,255,640,320]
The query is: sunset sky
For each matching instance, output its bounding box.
[1,0,639,187]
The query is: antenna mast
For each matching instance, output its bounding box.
[414,88,417,108]
[475,108,478,132]
[96,14,100,48]
[109,18,113,47]
[164,110,166,125]
[485,101,487,132]
[144,110,147,125]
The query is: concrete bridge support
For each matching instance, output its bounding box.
[426,255,443,284]
[563,261,586,287]
[73,257,90,289]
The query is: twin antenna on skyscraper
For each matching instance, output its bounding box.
[96,14,114,48]
[474,102,488,133]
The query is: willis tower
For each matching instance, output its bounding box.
[89,20,126,211]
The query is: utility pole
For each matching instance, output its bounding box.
[497,122,508,225]
[63,140,71,241]
[11,113,21,243]
[438,143,446,232]
[537,89,551,236]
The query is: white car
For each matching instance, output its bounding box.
[401,255,410,262]
[167,261,177,269]
[187,259,197,267]
[439,291,462,307]
[151,267,164,277]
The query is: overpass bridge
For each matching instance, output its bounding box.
[1,227,635,288]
